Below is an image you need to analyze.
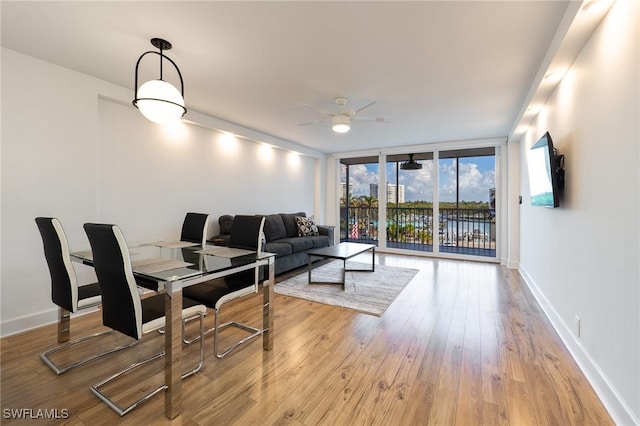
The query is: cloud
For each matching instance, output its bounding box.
[344,158,495,202]
[458,162,495,202]
[397,161,435,201]
[438,161,495,202]
[344,164,378,196]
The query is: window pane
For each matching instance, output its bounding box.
[387,154,434,253]
[438,150,496,257]
[340,158,379,243]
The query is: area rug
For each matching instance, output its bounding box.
[274,261,419,316]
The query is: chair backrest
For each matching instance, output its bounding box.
[228,215,265,286]
[83,223,143,340]
[35,217,78,312]
[180,212,210,247]
[229,215,265,254]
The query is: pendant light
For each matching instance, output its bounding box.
[133,38,186,125]
[400,154,422,170]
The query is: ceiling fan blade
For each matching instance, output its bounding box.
[299,103,335,117]
[297,118,330,127]
[352,100,376,115]
[352,116,388,123]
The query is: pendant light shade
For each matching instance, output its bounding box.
[136,79,185,124]
[133,38,186,125]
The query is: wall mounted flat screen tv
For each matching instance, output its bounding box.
[527,132,564,208]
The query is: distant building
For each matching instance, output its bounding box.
[370,183,405,204]
[340,182,353,202]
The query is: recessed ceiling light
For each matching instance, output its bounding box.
[526,105,542,115]
[544,70,566,83]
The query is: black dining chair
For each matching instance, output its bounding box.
[133,212,210,294]
[180,212,210,247]
[183,215,265,358]
[84,222,207,416]
[35,217,135,375]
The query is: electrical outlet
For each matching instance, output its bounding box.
[575,315,581,337]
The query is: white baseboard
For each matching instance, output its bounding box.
[0,307,58,337]
[0,306,99,338]
[506,259,519,269]
[519,266,639,426]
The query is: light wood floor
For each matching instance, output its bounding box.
[1,254,613,425]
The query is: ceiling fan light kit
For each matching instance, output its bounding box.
[132,38,186,125]
[299,96,386,134]
[332,115,351,133]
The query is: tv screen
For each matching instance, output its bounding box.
[527,132,563,208]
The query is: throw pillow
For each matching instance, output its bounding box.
[296,215,319,237]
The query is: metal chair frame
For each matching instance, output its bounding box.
[183,215,265,358]
[84,222,207,416]
[89,311,205,416]
[36,217,136,375]
[40,306,137,375]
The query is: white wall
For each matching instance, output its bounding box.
[518,0,639,423]
[505,139,520,268]
[1,48,326,336]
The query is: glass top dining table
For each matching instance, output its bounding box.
[71,241,276,419]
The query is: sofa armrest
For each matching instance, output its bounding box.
[208,235,230,246]
[317,225,336,246]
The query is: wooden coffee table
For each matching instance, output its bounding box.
[307,242,375,287]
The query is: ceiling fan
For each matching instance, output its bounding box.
[298,97,387,133]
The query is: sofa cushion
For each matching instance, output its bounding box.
[295,215,319,236]
[280,212,306,238]
[276,237,313,253]
[275,252,308,276]
[307,235,330,248]
[264,241,293,257]
[263,214,287,242]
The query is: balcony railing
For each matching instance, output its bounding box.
[340,206,496,257]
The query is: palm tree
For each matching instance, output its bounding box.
[358,196,378,239]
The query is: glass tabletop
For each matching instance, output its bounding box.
[71,243,275,283]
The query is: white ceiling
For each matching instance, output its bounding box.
[2,1,581,154]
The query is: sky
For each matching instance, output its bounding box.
[342,156,495,203]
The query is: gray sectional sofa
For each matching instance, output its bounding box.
[211,212,334,275]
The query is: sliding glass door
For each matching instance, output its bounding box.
[386,153,434,253]
[438,148,496,258]
[340,157,379,244]
[339,147,498,260]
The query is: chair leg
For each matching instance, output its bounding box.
[58,307,70,343]
[182,315,216,345]
[90,312,206,416]
[90,351,167,416]
[213,306,263,359]
[158,311,208,345]
[41,328,138,375]
[182,311,205,378]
